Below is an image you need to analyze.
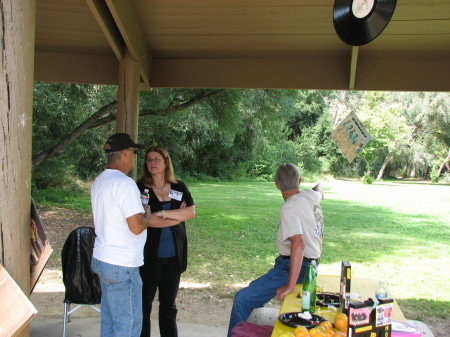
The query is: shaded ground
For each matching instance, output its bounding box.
[30,206,448,335]
[30,205,233,328]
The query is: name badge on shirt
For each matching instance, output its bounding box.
[169,189,183,201]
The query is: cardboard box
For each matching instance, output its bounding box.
[348,299,393,337]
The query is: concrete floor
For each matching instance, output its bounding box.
[30,318,228,337]
[29,307,280,337]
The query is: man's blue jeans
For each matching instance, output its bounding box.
[91,258,143,337]
[227,256,311,337]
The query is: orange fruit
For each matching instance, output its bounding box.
[333,332,346,337]
[294,326,309,334]
[309,327,320,336]
[319,321,333,331]
[334,318,348,333]
[324,330,334,337]
[310,326,326,336]
[314,333,326,337]
[335,313,348,321]
[295,331,310,337]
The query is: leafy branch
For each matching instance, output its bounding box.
[32,89,226,167]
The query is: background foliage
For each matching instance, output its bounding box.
[31,83,449,191]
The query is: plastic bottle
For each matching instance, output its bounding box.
[141,189,150,206]
[301,261,317,313]
[375,279,388,299]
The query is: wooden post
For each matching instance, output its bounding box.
[116,49,141,178]
[0,0,35,336]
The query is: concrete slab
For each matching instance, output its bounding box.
[30,318,227,337]
[407,320,435,337]
[248,307,280,326]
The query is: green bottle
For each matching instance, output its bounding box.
[301,261,317,313]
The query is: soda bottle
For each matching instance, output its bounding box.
[375,279,388,299]
[141,188,150,206]
[301,261,317,313]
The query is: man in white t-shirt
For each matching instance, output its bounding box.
[228,163,324,336]
[91,133,179,337]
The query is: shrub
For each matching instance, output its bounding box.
[363,171,374,184]
[430,167,440,183]
[249,160,273,181]
[230,163,252,182]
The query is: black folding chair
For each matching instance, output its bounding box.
[61,226,101,337]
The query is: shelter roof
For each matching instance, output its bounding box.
[35,0,450,91]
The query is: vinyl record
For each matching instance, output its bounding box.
[333,0,397,46]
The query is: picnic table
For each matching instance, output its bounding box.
[271,275,406,337]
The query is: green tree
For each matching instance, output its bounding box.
[32,83,117,187]
[33,82,447,185]
[357,92,411,180]
[402,92,450,179]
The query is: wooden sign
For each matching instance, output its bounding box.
[30,199,53,293]
[331,112,371,163]
[0,264,37,337]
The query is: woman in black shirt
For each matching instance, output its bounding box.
[136,145,195,337]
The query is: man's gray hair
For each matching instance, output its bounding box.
[275,163,300,192]
[106,151,122,165]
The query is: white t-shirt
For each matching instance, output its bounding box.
[91,169,146,267]
[277,189,324,259]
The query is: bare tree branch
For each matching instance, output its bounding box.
[32,101,117,167]
[32,89,226,167]
[89,89,226,129]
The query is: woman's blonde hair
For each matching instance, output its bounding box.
[139,145,179,186]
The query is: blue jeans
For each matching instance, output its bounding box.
[91,258,143,337]
[227,256,311,337]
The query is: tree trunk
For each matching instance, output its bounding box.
[437,149,450,176]
[411,164,416,178]
[402,162,409,178]
[376,156,391,180]
[332,91,347,125]
[0,1,35,336]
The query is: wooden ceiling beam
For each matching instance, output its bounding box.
[34,52,450,92]
[349,46,359,90]
[150,57,349,90]
[355,52,450,92]
[105,0,150,88]
[86,0,124,61]
[35,51,118,85]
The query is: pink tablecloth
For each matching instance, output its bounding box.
[231,321,274,337]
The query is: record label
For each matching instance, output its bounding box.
[352,0,375,19]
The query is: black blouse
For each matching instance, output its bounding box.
[136,180,194,273]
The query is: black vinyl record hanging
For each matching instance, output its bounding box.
[333,0,397,46]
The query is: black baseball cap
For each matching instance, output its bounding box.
[103,133,145,152]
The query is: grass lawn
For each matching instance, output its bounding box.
[182,179,449,322]
[34,179,449,322]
